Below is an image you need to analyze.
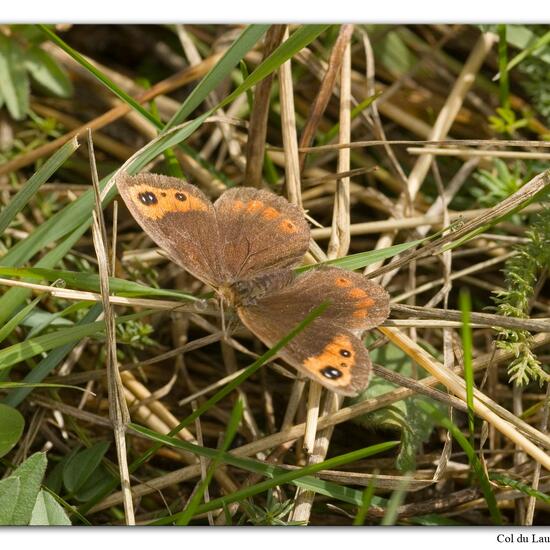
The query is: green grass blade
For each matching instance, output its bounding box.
[353,476,377,525]
[505,29,550,74]
[38,25,161,129]
[217,25,330,112]
[459,288,475,440]
[191,441,397,521]
[489,471,550,504]
[409,514,464,526]
[176,399,244,525]
[0,175,118,268]
[418,401,502,525]
[25,302,87,340]
[131,26,329,168]
[126,113,212,174]
[0,220,92,327]
[381,476,410,525]
[0,267,197,301]
[166,25,270,128]
[133,302,330,464]
[0,137,78,235]
[0,297,41,345]
[0,218,94,324]
[130,424,399,523]
[0,310,150,372]
[297,238,428,273]
[2,304,103,407]
[320,92,382,145]
[132,427,397,524]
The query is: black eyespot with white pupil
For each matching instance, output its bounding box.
[175,192,187,201]
[139,191,158,205]
[339,349,351,357]
[321,366,342,379]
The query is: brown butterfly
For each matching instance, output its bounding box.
[116,173,390,396]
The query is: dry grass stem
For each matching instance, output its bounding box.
[89,133,134,525]
[366,32,497,275]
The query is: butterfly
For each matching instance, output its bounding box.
[116,173,390,396]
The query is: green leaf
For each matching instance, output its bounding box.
[19,307,74,330]
[0,137,79,236]
[45,447,80,494]
[372,29,418,77]
[29,489,71,525]
[24,46,73,98]
[9,452,48,525]
[0,477,20,525]
[0,35,30,120]
[350,342,439,472]
[74,464,114,503]
[63,441,110,494]
[0,403,25,458]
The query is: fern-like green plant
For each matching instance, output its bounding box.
[238,490,304,525]
[493,205,550,386]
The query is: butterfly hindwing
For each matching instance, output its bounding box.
[236,267,390,395]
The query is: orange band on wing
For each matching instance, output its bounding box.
[130,185,208,220]
[335,277,353,288]
[348,288,368,299]
[246,200,264,213]
[279,219,298,233]
[262,206,280,220]
[302,334,355,386]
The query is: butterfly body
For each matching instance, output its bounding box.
[117,173,390,396]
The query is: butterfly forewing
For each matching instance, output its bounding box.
[214,188,310,283]
[116,173,224,287]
